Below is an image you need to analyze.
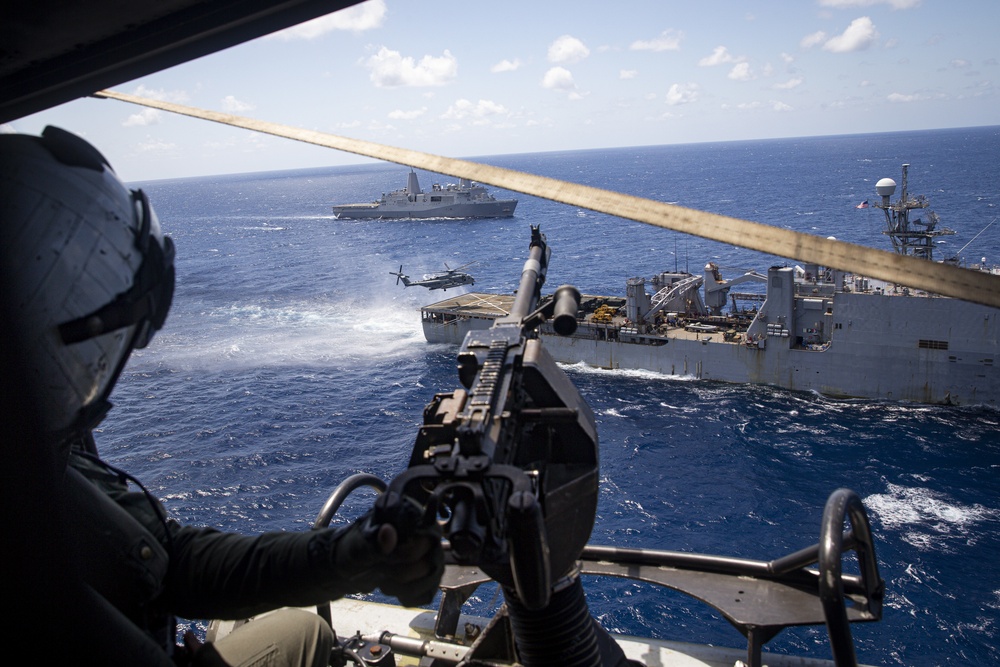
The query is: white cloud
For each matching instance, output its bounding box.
[123,109,161,127]
[388,107,428,120]
[491,58,522,73]
[548,35,590,64]
[269,0,386,39]
[365,47,458,87]
[630,29,683,52]
[800,31,827,49]
[773,77,804,90]
[728,62,755,81]
[781,52,795,64]
[887,92,925,102]
[136,137,176,153]
[665,82,699,106]
[819,0,919,8]
[951,59,971,69]
[542,66,577,92]
[699,46,739,66]
[620,69,638,80]
[441,99,509,124]
[222,96,254,113]
[729,100,792,113]
[366,120,397,132]
[823,17,878,53]
[130,85,188,103]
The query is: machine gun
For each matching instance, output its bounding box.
[376,225,630,666]
[305,225,883,667]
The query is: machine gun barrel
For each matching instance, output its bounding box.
[502,225,550,324]
[492,225,580,338]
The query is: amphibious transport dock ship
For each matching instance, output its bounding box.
[421,165,1000,406]
[332,170,517,219]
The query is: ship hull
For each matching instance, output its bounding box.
[421,291,1000,406]
[333,201,517,219]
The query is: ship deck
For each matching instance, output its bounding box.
[422,292,518,318]
[421,292,749,345]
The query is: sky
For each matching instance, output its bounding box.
[5,0,999,182]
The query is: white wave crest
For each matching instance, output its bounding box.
[558,361,696,382]
[865,482,998,550]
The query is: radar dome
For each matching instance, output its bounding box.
[875,177,897,197]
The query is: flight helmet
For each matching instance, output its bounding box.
[0,126,175,440]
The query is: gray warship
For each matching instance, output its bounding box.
[332,170,517,219]
[421,164,1000,407]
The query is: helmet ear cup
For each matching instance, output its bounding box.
[0,127,175,436]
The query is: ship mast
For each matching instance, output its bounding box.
[874,163,954,261]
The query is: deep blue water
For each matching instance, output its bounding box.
[99,126,1000,665]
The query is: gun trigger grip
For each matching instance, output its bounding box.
[507,490,551,610]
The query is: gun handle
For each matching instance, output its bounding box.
[507,491,551,610]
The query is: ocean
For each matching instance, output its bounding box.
[98,126,1000,665]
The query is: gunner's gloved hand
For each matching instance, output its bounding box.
[318,491,444,607]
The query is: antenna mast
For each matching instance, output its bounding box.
[874,163,954,261]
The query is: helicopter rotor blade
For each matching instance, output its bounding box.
[94,89,1000,309]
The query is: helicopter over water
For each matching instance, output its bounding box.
[390,261,476,290]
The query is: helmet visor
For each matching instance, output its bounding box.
[58,188,175,349]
